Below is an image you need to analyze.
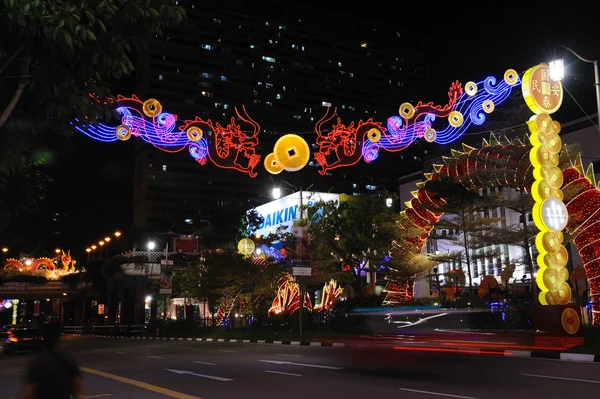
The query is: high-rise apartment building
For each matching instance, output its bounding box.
[132,1,431,235]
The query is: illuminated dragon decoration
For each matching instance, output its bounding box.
[313,70,519,175]
[390,136,600,325]
[76,70,518,176]
[2,251,77,280]
[74,95,261,177]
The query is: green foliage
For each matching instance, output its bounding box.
[0,0,185,232]
[236,209,263,242]
[300,192,398,290]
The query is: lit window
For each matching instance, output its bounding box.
[360,43,367,48]
[265,21,269,26]
[282,86,286,91]
[338,62,342,67]
[301,46,305,51]
[184,219,193,224]
[265,83,273,89]
[265,101,273,106]
[249,45,255,49]
[276,94,281,99]
[352,183,358,189]
[269,39,273,44]
[215,103,223,109]
[293,115,301,120]
[366,185,377,191]
[158,74,163,80]
[322,101,332,107]
[223,104,229,109]
[279,25,286,30]
[213,18,221,24]
[349,73,354,77]
[221,75,227,81]
[200,44,212,51]
[162,165,167,171]
[262,56,276,63]
[201,73,210,78]
[292,44,299,50]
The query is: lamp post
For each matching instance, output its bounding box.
[104,236,111,258]
[86,248,91,262]
[549,45,600,132]
[91,245,97,260]
[2,247,7,261]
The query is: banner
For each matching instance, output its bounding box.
[160,267,173,294]
[172,237,199,253]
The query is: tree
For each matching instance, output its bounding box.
[0,1,186,231]
[299,192,398,297]
[424,176,503,294]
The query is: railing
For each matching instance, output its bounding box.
[62,324,148,337]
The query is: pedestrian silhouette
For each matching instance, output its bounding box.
[20,321,83,399]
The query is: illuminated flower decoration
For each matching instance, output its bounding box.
[314,280,343,312]
[268,277,312,316]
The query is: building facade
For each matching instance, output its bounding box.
[132,1,430,235]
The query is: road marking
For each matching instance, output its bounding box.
[117,352,127,354]
[399,388,476,398]
[148,355,163,359]
[165,369,233,382]
[276,354,303,358]
[193,361,216,366]
[519,373,600,384]
[84,395,113,398]
[257,359,343,370]
[218,349,236,353]
[81,367,203,399]
[265,370,302,377]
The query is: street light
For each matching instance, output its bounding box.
[1,247,7,261]
[54,248,61,254]
[272,187,281,199]
[549,46,600,131]
[114,231,122,238]
[104,237,111,242]
[86,247,91,262]
[385,198,393,208]
[147,241,156,251]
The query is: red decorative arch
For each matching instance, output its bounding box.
[392,137,600,324]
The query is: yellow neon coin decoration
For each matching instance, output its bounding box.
[115,125,132,141]
[237,238,255,255]
[264,152,283,175]
[367,128,381,143]
[542,267,562,291]
[482,99,495,113]
[561,307,580,335]
[522,64,564,115]
[186,126,203,142]
[552,120,561,134]
[556,282,572,304]
[142,98,162,117]
[540,166,564,188]
[399,102,415,119]
[448,111,463,128]
[465,81,478,96]
[541,231,563,254]
[539,133,562,154]
[504,68,519,85]
[424,128,436,143]
[273,134,310,172]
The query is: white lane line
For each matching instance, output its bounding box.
[165,369,233,382]
[116,352,127,355]
[276,354,303,358]
[193,361,216,365]
[399,388,476,398]
[519,373,600,384]
[218,349,236,353]
[148,355,163,359]
[257,359,343,370]
[265,370,302,377]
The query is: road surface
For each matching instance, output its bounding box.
[0,336,598,399]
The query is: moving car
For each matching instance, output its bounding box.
[2,326,42,354]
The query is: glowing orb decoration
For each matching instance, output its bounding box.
[270,134,310,173]
[237,238,255,255]
[522,64,564,115]
[541,197,569,231]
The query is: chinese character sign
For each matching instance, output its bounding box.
[522,64,564,115]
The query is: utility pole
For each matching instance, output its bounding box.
[298,187,303,339]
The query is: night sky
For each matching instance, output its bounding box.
[40,2,600,257]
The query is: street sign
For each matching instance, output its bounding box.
[161,259,173,266]
[293,267,312,276]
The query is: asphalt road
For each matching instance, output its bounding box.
[1,336,599,399]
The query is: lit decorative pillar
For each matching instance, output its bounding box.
[522,64,580,336]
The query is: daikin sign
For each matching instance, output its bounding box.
[253,191,341,237]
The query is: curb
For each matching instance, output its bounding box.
[67,334,600,362]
